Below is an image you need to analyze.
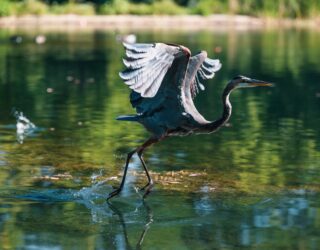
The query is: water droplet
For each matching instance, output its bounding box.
[46,88,54,93]
[13,110,36,144]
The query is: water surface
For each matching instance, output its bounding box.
[0,28,319,249]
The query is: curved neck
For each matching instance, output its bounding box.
[202,84,234,133]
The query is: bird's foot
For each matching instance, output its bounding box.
[139,180,154,191]
[141,182,154,199]
[107,187,122,201]
[139,183,149,191]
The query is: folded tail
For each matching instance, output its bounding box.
[116,115,139,121]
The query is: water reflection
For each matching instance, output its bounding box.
[0,189,318,249]
[109,202,153,250]
[189,192,319,249]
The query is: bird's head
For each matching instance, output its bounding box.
[230,75,273,89]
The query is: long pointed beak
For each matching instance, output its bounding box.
[247,78,274,87]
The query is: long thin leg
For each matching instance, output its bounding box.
[138,152,153,199]
[137,137,160,198]
[107,137,161,200]
[107,149,136,200]
[137,153,152,191]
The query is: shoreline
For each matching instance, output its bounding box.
[0,14,320,31]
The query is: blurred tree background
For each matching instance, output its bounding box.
[0,0,320,17]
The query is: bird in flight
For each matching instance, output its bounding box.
[108,42,272,200]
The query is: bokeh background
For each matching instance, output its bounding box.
[0,0,320,18]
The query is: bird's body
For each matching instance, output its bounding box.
[117,45,221,138]
[108,42,272,200]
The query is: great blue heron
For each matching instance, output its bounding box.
[108,42,272,200]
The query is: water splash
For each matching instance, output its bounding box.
[74,179,110,202]
[90,169,104,183]
[7,168,142,223]
[73,180,113,222]
[10,181,114,223]
[12,109,36,144]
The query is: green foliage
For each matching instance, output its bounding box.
[242,0,320,18]
[99,0,186,15]
[190,0,228,16]
[99,0,131,14]
[189,0,320,18]
[0,0,13,16]
[14,0,48,16]
[128,2,153,15]
[0,0,319,17]
[151,0,186,15]
[50,3,95,15]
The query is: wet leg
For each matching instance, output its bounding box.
[137,137,160,198]
[107,149,136,200]
[137,150,153,197]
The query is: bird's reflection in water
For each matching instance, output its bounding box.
[108,201,153,250]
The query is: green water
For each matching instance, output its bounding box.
[0,28,319,249]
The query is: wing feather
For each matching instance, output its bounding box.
[119,42,179,98]
[124,52,170,89]
[142,63,171,97]
[123,57,149,69]
[187,52,222,98]
[131,61,166,92]
[125,49,150,59]
[119,67,144,82]
[123,42,154,52]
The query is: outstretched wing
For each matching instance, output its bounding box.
[119,42,182,98]
[185,51,222,99]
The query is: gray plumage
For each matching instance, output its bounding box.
[117,43,221,137]
[108,42,272,200]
